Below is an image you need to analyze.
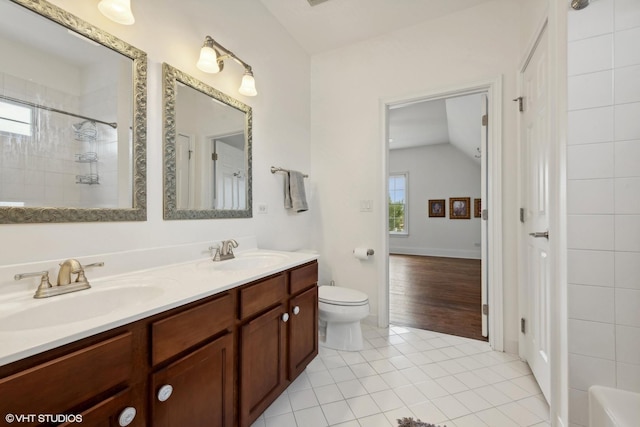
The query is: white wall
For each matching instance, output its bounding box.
[389,144,481,259]
[566,1,640,425]
[310,0,524,348]
[0,0,313,266]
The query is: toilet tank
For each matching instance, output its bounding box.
[588,386,640,427]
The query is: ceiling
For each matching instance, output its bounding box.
[259,0,495,54]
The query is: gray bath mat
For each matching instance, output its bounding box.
[397,417,446,427]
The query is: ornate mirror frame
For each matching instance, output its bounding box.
[0,0,147,223]
[162,63,252,220]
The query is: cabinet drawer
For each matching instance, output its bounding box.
[239,274,286,320]
[152,293,234,365]
[0,332,132,420]
[289,262,318,295]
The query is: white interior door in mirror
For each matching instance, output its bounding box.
[213,138,246,210]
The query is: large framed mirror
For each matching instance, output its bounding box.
[0,0,147,223]
[163,63,252,220]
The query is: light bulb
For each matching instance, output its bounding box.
[238,71,257,97]
[197,45,220,73]
[98,0,135,25]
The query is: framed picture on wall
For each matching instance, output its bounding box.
[474,198,482,218]
[449,197,470,219]
[428,199,445,217]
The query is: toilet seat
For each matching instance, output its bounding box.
[319,286,368,306]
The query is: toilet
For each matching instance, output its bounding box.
[318,285,369,351]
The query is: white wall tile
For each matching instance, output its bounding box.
[569,353,616,391]
[615,0,640,31]
[568,34,613,76]
[615,178,640,213]
[567,179,614,214]
[616,362,640,393]
[567,143,614,179]
[615,251,640,290]
[568,107,614,145]
[615,140,640,177]
[568,250,614,287]
[615,65,640,104]
[568,71,614,111]
[568,0,614,41]
[567,215,615,250]
[615,215,640,251]
[568,319,615,360]
[568,284,614,323]
[615,102,640,141]
[615,288,640,327]
[614,27,640,68]
[615,325,640,364]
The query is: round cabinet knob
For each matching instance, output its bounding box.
[282,313,290,322]
[118,407,137,427]
[293,306,300,315]
[157,384,173,402]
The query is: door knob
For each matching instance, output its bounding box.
[293,306,300,315]
[118,407,137,426]
[157,384,173,402]
[529,231,549,239]
[282,313,290,322]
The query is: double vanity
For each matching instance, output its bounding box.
[0,247,319,427]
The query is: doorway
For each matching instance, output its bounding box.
[387,92,487,341]
[379,78,504,351]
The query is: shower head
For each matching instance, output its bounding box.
[571,0,589,10]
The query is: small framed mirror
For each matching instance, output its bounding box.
[162,63,252,220]
[0,0,147,223]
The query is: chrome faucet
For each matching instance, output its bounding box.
[210,239,239,261]
[15,260,104,298]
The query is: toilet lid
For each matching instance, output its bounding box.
[319,286,368,306]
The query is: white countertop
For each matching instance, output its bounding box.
[0,248,318,367]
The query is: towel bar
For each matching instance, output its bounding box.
[270,166,308,178]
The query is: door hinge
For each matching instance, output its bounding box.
[482,304,489,315]
[482,209,488,220]
[520,207,525,223]
[521,318,526,334]
[212,152,218,161]
[482,114,488,126]
[513,96,524,112]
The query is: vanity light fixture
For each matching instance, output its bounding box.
[98,0,135,25]
[196,36,258,97]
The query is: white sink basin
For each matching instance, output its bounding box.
[197,252,289,272]
[0,278,170,331]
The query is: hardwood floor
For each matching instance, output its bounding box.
[389,254,487,341]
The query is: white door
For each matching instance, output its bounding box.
[214,140,245,210]
[176,133,193,209]
[521,25,551,403]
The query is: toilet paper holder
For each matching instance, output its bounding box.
[353,249,374,256]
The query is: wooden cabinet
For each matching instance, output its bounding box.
[239,262,319,426]
[288,285,318,379]
[0,260,318,427]
[151,333,234,427]
[239,304,288,426]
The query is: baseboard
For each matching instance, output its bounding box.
[389,247,481,259]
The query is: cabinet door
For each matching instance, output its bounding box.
[151,333,234,427]
[289,286,318,379]
[58,388,143,427]
[240,304,287,427]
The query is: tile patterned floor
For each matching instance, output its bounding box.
[250,324,551,427]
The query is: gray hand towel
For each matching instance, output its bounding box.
[284,171,308,212]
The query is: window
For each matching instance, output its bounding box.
[388,173,408,234]
[0,100,32,136]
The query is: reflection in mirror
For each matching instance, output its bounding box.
[0,0,147,223]
[163,63,252,220]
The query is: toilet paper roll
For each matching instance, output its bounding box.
[354,247,371,260]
